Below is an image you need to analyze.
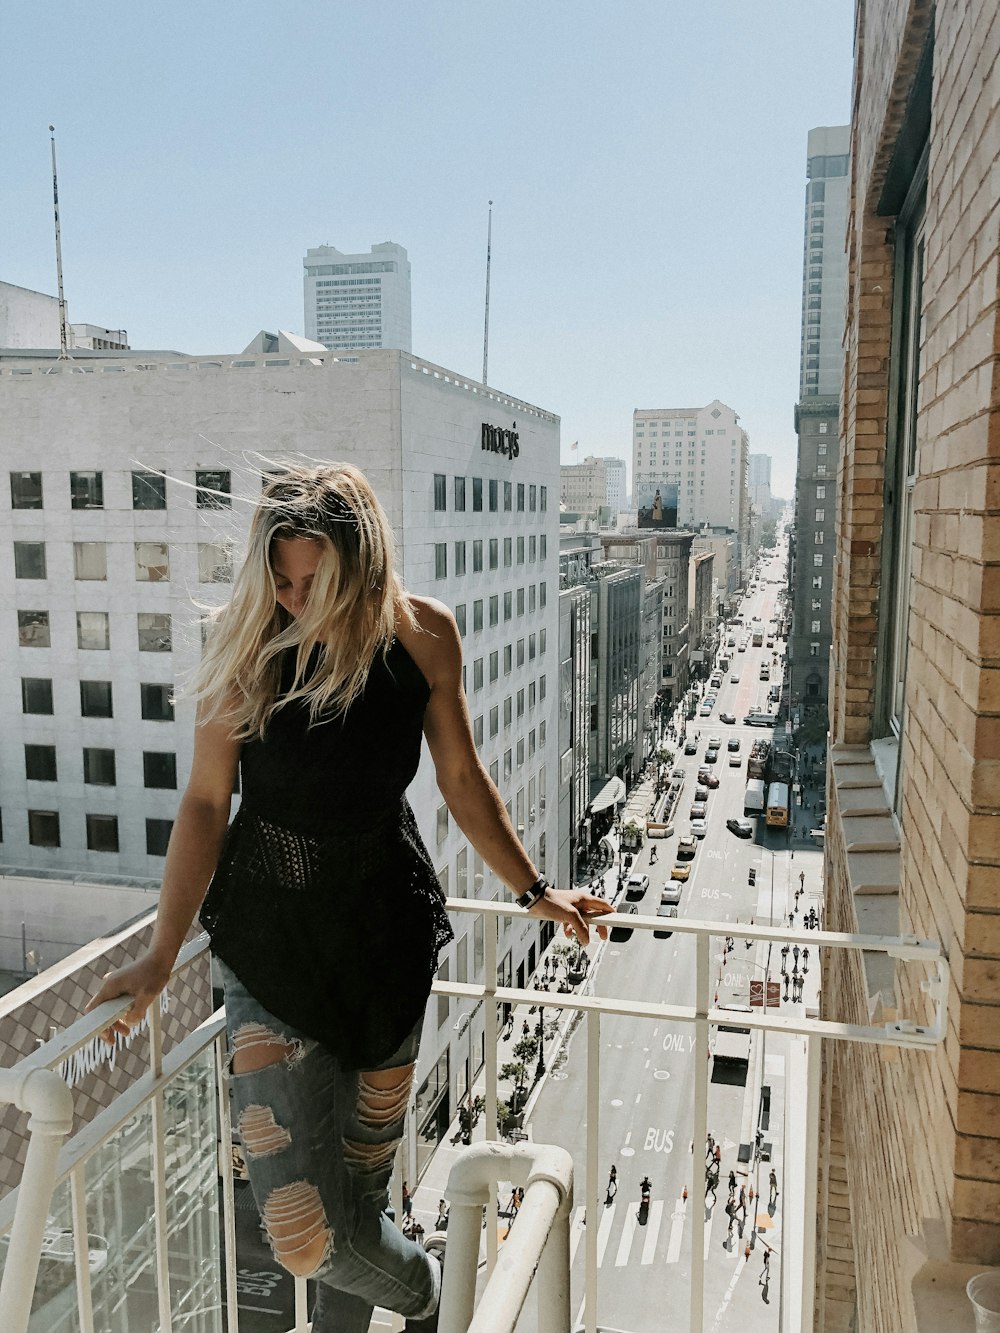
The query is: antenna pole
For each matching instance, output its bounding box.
[482,200,493,385]
[49,126,70,359]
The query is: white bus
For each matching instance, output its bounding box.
[744,778,766,814]
[766,782,790,827]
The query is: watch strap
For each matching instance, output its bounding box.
[516,876,548,909]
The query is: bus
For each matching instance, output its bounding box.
[744,778,766,814]
[766,782,790,827]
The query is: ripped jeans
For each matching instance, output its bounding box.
[220,961,439,1332]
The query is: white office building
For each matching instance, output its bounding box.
[631,399,749,575]
[0,344,558,1174]
[303,242,412,352]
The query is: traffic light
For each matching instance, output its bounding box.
[748,868,757,886]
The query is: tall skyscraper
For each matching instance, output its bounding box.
[303,242,412,352]
[790,126,849,720]
[631,399,749,575]
[748,453,773,516]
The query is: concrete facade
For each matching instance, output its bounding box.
[557,583,590,887]
[818,4,1000,1330]
[559,455,626,517]
[303,242,412,353]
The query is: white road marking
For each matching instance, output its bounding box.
[665,1194,688,1263]
[614,1202,638,1265]
[641,1199,664,1263]
[569,1206,587,1266]
[596,1200,616,1265]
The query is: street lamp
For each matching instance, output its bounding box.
[454,1011,474,1108]
[535,1012,546,1081]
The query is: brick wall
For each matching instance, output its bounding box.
[822,0,1000,1324]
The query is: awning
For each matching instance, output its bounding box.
[589,775,626,814]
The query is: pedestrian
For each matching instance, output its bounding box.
[759,1248,771,1285]
[607,1164,618,1199]
[436,1199,449,1230]
[728,1170,737,1197]
[706,1132,715,1161]
[738,1186,747,1215]
[522,1019,530,1039]
[714,1144,722,1167]
[788,911,795,928]
[86,463,614,1333]
[402,1181,413,1219]
[769,1169,778,1204]
[799,870,805,891]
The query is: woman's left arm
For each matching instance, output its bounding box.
[409,598,612,946]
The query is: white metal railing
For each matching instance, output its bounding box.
[0,906,946,1333]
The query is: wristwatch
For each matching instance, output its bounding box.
[516,876,549,910]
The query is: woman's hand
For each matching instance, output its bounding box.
[527,887,615,947]
[84,952,174,1045]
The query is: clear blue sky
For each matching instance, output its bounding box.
[2,1,853,498]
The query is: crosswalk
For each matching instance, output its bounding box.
[567,1193,766,1271]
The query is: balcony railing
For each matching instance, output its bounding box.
[0,905,946,1333]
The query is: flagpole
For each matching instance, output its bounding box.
[49,125,70,360]
[482,200,493,386]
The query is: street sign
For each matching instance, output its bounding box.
[750,980,781,1008]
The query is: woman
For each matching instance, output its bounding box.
[87,464,611,1333]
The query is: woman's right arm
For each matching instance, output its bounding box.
[85,706,240,1039]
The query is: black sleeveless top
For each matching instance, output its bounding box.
[199,637,454,1070]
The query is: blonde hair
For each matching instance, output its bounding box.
[189,463,415,738]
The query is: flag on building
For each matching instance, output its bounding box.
[570,441,578,453]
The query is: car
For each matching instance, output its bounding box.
[707,736,722,750]
[654,904,678,939]
[694,785,710,802]
[684,738,698,754]
[610,902,638,942]
[671,767,686,780]
[737,642,746,652]
[727,737,741,752]
[625,873,650,900]
[766,639,774,648]
[744,712,774,727]
[677,834,697,858]
[729,752,742,767]
[720,712,736,724]
[704,749,718,763]
[730,673,740,683]
[667,867,688,887]
[698,703,713,717]
[726,817,754,838]
[690,819,708,839]
[697,770,720,788]
[690,801,707,821]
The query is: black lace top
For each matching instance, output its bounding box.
[200,637,454,1070]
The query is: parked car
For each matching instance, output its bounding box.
[729,752,742,767]
[720,712,736,724]
[690,819,708,839]
[684,739,698,754]
[727,737,741,752]
[726,817,754,838]
[690,801,708,821]
[694,784,710,802]
[625,873,650,900]
[610,902,638,942]
[738,642,746,652]
[730,672,740,683]
[699,703,713,717]
[677,834,697,858]
[654,904,678,939]
[707,737,722,751]
[671,767,686,780]
[703,749,718,763]
[697,770,720,788]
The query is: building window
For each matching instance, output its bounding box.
[503,537,512,568]
[434,474,447,511]
[529,484,537,512]
[132,470,167,509]
[17,610,49,647]
[81,680,113,718]
[74,542,107,580]
[473,478,483,512]
[811,619,822,634]
[813,554,823,567]
[517,484,525,512]
[473,540,483,573]
[816,485,826,500]
[529,535,537,562]
[516,588,525,616]
[22,678,54,715]
[489,650,499,682]
[812,575,823,589]
[25,744,57,782]
[436,803,449,845]
[809,642,821,657]
[517,639,525,668]
[489,478,498,512]
[135,541,170,581]
[490,705,499,738]
[70,471,104,509]
[435,544,447,579]
[528,633,536,661]
[11,472,43,509]
[84,747,116,785]
[540,534,547,560]
[143,751,177,789]
[814,531,824,544]
[489,595,498,627]
[86,814,119,853]
[473,715,484,747]
[473,600,484,633]
[473,658,484,691]
[504,644,512,674]
[146,818,173,856]
[540,486,547,512]
[819,422,828,434]
[489,538,499,570]
[815,509,825,522]
[453,476,466,512]
[504,591,512,621]
[138,612,172,652]
[454,541,466,576]
[539,628,546,654]
[77,611,110,651]
[455,604,466,635]
[503,481,512,511]
[529,585,536,613]
[141,683,174,721]
[13,541,46,579]
[28,810,60,847]
[539,582,547,610]
[198,543,232,583]
[196,470,231,508]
